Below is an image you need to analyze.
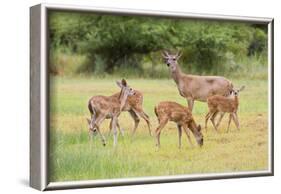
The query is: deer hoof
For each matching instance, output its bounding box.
[120,129,125,136]
[155,145,160,152]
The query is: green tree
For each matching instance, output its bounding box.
[48,11,268,75]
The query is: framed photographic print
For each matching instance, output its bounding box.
[30,3,274,191]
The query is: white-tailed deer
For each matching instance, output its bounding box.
[205,86,245,132]
[154,101,203,149]
[87,79,135,146]
[110,90,151,136]
[162,51,233,111]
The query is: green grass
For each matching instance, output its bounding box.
[49,77,269,182]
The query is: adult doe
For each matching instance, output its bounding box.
[162,51,233,111]
[87,79,135,146]
[154,101,203,149]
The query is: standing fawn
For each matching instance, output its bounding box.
[110,90,151,136]
[154,101,203,149]
[205,86,245,132]
[87,79,135,146]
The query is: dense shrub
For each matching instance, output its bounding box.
[48,11,268,76]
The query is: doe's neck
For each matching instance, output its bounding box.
[118,89,128,111]
[171,64,183,84]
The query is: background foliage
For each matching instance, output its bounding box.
[48,11,268,78]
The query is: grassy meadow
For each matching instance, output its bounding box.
[49,77,269,182]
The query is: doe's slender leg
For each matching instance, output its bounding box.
[133,108,152,136]
[155,118,168,149]
[187,99,194,111]
[177,124,182,149]
[128,110,140,137]
[210,111,219,132]
[183,126,193,147]
[111,116,118,147]
[226,113,233,133]
[205,112,211,132]
[216,112,225,129]
[232,112,240,131]
[94,115,106,146]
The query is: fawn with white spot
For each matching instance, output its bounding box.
[205,86,245,132]
[154,101,203,149]
[116,89,151,136]
[87,79,135,146]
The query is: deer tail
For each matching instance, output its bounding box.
[143,112,150,119]
[230,82,234,90]
[154,106,158,117]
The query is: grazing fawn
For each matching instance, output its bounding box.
[87,79,135,146]
[110,90,151,136]
[205,86,245,132]
[154,101,203,149]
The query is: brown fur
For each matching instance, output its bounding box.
[205,86,244,132]
[162,51,233,111]
[88,94,123,120]
[111,90,151,135]
[207,95,239,113]
[87,79,134,146]
[154,101,203,149]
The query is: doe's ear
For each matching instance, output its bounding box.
[86,118,91,125]
[197,124,201,132]
[162,51,169,58]
[239,85,245,92]
[116,80,123,88]
[176,51,182,59]
[121,79,127,87]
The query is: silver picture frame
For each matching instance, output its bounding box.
[30,3,274,191]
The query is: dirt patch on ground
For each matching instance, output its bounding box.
[215,137,231,144]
